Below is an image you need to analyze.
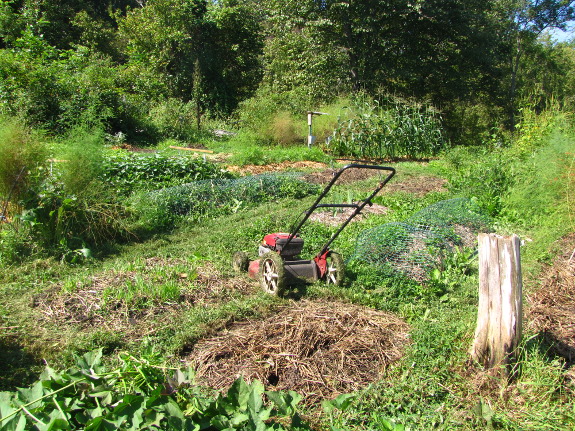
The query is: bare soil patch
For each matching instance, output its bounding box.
[526,233,575,368]
[188,300,410,404]
[303,167,381,184]
[226,161,327,176]
[385,175,447,195]
[304,169,446,195]
[111,143,157,153]
[308,203,389,226]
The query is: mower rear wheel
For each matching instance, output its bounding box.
[325,251,345,286]
[232,251,249,272]
[259,252,286,296]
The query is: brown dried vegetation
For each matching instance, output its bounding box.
[526,234,575,369]
[188,300,410,404]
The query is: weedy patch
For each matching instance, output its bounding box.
[307,203,389,227]
[34,259,255,338]
[384,174,447,196]
[227,161,327,176]
[305,169,447,197]
[188,300,410,405]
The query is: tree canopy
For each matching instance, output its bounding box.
[0,0,573,142]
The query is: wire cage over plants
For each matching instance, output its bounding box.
[133,173,320,229]
[350,198,493,281]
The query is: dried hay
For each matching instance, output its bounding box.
[189,300,410,404]
[526,235,575,365]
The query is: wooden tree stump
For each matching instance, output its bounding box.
[470,233,523,375]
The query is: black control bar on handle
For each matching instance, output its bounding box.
[284,164,396,257]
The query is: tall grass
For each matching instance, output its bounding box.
[0,117,46,207]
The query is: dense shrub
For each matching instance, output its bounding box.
[0,118,47,206]
[444,110,572,221]
[148,98,200,141]
[443,147,513,217]
[266,111,302,146]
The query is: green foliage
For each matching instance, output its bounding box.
[0,348,310,430]
[328,97,446,160]
[131,174,320,230]
[442,101,508,147]
[101,152,233,196]
[148,98,200,141]
[1,127,128,262]
[502,123,575,262]
[266,111,302,146]
[227,140,331,166]
[120,0,264,117]
[0,41,155,141]
[349,198,491,283]
[235,88,308,136]
[57,127,107,197]
[444,146,515,217]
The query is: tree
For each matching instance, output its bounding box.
[120,0,263,118]
[499,0,575,128]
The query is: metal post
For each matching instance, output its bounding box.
[306,111,329,148]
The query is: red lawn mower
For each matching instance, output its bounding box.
[232,164,396,295]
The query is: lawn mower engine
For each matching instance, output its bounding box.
[233,230,343,297]
[248,233,317,279]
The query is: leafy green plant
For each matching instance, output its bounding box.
[132,174,320,230]
[444,147,515,217]
[101,152,233,196]
[428,247,477,298]
[148,98,200,141]
[0,118,47,208]
[0,348,311,430]
[226,141,330,166]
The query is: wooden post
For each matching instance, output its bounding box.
[470,233,523,375]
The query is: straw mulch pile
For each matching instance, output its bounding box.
[527,234,575,366]
[189,300,410,403]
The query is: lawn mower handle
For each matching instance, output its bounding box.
[285,163,396,257]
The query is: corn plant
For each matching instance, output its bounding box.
[328,98,446,160]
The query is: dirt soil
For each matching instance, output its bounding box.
[385,174,447,195]
[526,233,575,372]
[305,169,446,195]
[188,300,410,404]
[111,143,157,153]
[308,203,389,226]
[226,161,327,176]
